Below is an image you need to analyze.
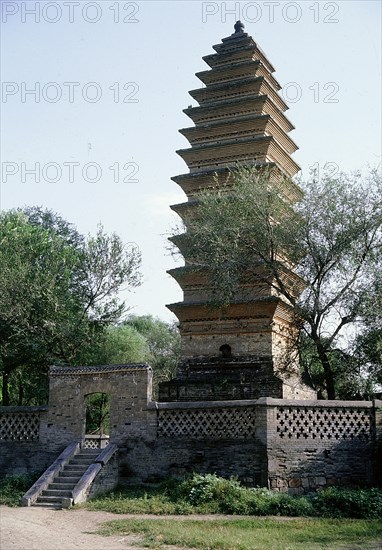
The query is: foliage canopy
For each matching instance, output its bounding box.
[0,207,141,405]
[181,166,382,398]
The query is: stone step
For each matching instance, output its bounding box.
[36,495,63,504]
[63,465,90,472]
[55,475,82,483]
[29,445,115,509]
[32,502,62,509]
[42,489,72,498]
[76,451,99,457]
[69,458,95,465]
[71,454,96,459]
[63,466,87,472]
[60,472,87,479]
[52,476,81,484]
[49,482,75,490]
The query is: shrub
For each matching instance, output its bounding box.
[177,473,249,512]
[85,474,382,520]
[0,473,39,506]
[275,493,315,517]
[314,487,382,519]
[176,474,314,516]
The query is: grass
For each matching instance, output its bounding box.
[1,473,381,549]
[98,517,382,549]
[84,484,201,515]
[84,477,382,548]
[83,476,382,519]
[0,473,40,506]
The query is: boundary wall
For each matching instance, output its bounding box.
[0,365,380,492]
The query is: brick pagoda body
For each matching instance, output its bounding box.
[160,22,316,402]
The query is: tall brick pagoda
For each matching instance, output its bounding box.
[160,22,316,402]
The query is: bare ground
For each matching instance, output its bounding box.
[2,505,381,550]
[0,506,149,550]
[0,506,224,550]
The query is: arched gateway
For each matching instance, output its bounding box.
[46,364,153,449]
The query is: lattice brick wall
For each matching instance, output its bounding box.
[276,407,373,440]
[83,436,110,449]
[158,407,256,439]
[0,412,40,441]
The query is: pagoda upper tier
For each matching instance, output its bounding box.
[172,22,300,196]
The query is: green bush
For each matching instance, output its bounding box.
[177,475,382,519]
[0,473,40,506]
[275,492,315,517]
[85,474,382,520]
[177,475,314,516]
[314,487,382,519]
[178,474,239,504]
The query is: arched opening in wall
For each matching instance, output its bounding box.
[220,344,232,359]
[84,392,110,449]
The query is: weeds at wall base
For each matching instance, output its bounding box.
[83,474,382,520]
[0,472,41,506]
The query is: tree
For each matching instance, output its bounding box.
[181,166,382,399]
[94,324,150,365]
[351,272,382,390]
[0,207,141,405]
[299,334,375,400]
[124,315,180,393]
[86,315,180,396]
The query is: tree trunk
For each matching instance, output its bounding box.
[312,335,336,399]
[2,371,10,406]
[17,377,24,406]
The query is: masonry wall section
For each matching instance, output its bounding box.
[118,401,268,487]
[266,398,380,493]
[1,377,381,495]
[0,407,59,475]
[115,398,381,493]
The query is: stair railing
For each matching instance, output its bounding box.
[21,441,80,506]
[63,443,118,508]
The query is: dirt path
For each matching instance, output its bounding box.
[0,506,252,550]
[0,506,150,550]
[1,506,227,550]
[2,506,381,550]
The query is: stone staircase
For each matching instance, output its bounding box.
[33,448,100,508]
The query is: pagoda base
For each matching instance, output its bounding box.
[158,356,316,402]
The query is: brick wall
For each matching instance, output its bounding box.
[116,398,381,492]
[118,400,268,486]
[265,398,379,493]
[1,370,381,494]
[88,453,119,498]
[0,407,58,475]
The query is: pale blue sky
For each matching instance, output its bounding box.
[1,0,381,321]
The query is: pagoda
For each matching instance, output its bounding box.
[159,22,316,402]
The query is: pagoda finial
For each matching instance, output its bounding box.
[234,20,245,34]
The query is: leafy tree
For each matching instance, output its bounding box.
[0,207,141,405]
[84,315,180,397]
[180,166,382,399]
[299,334,375,400]
[85,393,110,435]
[124,315,180,392]
[353,269,382,388]
[94,324,150,365]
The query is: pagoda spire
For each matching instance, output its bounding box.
[234,20,245,34]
